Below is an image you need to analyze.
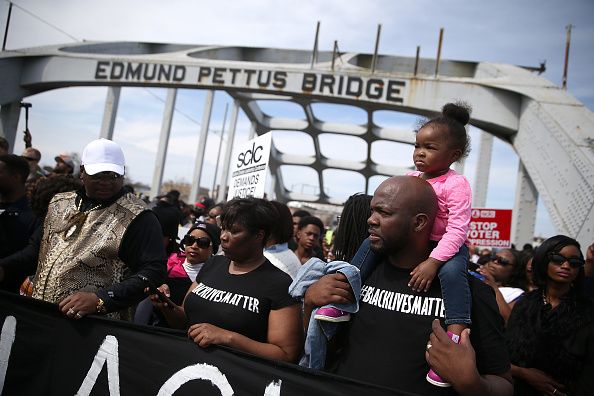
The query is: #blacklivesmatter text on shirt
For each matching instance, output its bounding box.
[360,285,445,318]
[192,283,260,313]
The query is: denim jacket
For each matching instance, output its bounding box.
[288,258,361,369]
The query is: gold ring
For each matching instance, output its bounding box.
[67,308,75,315]
[426,341,432,351]
[75,312,82,319]
[552,389,557,395]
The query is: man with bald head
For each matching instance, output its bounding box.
[304,176,512,395]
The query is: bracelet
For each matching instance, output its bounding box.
[96,297,107,314]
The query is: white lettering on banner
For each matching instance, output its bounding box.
[158,365,283,395]
[157,363,233,396]
[76,335,120,396]
[0,316,17,393]
[66,331,285,396]
[263,380,282,396]
[360,285,444,317]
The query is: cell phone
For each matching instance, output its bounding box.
[138,275,175,308]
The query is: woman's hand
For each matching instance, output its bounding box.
[517,367,566,396]
[188,323,232,348]
[477,266,497,287]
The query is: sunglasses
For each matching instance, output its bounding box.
[182,235,212,249]
[87,172,124,181]
[548,253,584,269]
[490,254,512,266]
[23,156,39,162]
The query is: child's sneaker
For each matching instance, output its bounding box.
[426,331,460,387]
[314,307,350,322]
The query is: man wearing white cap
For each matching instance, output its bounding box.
[32,138,166,320]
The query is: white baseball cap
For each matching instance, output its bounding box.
[81,138,125,175]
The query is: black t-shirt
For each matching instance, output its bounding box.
[184,255,299,343]
[331,260,510,395]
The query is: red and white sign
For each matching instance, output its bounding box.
[467,208,512,248]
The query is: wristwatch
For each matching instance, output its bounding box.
[96,297,107,314]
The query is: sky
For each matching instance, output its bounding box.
[1,0,593,239]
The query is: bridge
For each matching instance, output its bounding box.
[0,41,592,249]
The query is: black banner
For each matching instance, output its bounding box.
[0,292,411,395]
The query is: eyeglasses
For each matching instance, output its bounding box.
[548,253,585,268]
[182,235,212,249]
[490,254,512,266]
[87,172,124,181]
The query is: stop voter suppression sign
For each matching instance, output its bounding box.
[467,208,512,248]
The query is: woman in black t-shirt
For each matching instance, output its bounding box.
[151,198,303,363]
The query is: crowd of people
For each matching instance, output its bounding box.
[1,103,593,396]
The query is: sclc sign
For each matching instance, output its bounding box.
[227,133,272,201]
[237,142,264,168]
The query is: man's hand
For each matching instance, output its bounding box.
[304,273,354,308]
[426,319,478,387]
[427,320,513,396]
[23,129,32,148]
[58,291,100,319]
[409,258,442,292]
[518,367,566,396]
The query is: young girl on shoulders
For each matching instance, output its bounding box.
[407,102,473,387]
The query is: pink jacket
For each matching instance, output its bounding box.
[167,252,189,279]
[407,169,471,262]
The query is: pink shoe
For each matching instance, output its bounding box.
[426,331,460,387]
[314,307,351,322]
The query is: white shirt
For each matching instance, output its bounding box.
[499,286,524,303]
[264,243,302,280]
[182,259,205,282]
